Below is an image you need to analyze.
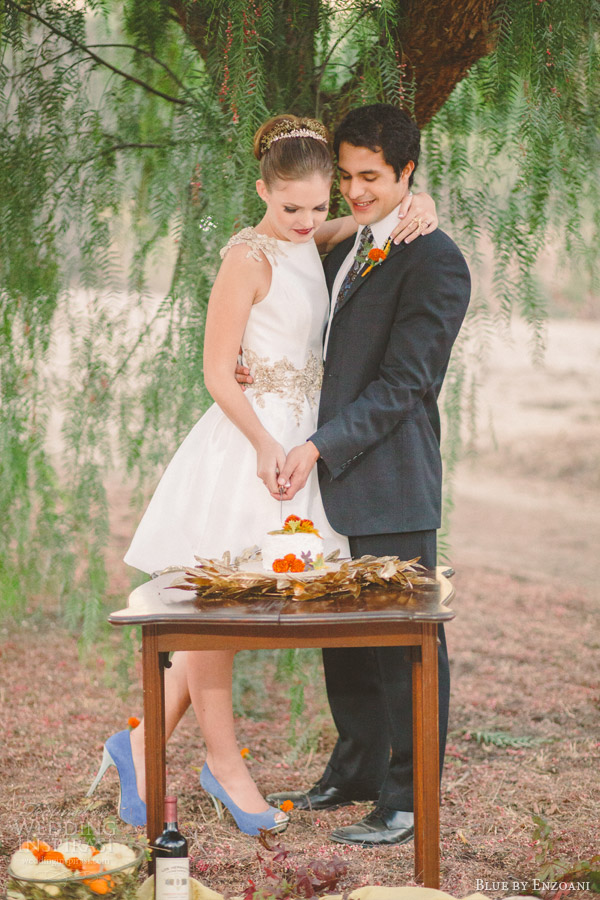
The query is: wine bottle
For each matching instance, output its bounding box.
[154,796,190,900]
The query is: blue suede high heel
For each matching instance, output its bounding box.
[200,763,289,836]
[87,730,147,827]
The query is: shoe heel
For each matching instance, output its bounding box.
[86,746,114,797]
[208,792,224,821]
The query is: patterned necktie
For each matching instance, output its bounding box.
[334,225,373,312]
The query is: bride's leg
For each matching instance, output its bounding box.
[129,651,192,803]
[185,649,271,814]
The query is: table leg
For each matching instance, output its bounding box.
[412,643,425,882]
[412,627,440,888]
[142,625,167,858]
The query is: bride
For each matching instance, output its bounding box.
[88,114,437,835]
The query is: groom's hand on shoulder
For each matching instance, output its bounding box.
[271,441,320,501]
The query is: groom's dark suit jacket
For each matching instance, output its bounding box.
[310,229,470,536]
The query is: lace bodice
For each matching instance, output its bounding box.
[219,227,329,422]
[220,226,284,263]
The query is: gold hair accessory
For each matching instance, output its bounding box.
[261,119,328,155]
[268,128,327,148]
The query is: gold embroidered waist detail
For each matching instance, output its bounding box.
[243,349,323,423]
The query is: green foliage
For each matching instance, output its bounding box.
[232,648,326,756]
[274,648,324,752]
[529,814,600,892]
[425,0,600,340]
[1,0,599,641]
[232,649,274,719]
[471,729,549,748]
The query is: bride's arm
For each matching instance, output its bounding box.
[313,214,357,254]
[203,247,286,493]
[314,191,439,254]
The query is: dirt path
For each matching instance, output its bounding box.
[450,318,600,595]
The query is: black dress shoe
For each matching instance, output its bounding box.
[266,784,368,811]
[330,807,414,845]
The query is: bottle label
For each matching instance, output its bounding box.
[155,857,190,900]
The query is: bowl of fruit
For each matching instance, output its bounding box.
[7,839,145,899]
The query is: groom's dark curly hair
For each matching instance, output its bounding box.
[333,103,420,185]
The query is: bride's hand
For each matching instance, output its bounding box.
[256,437,287,494]
[390,191,438,245]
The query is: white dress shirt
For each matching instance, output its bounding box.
[323,203,401,358]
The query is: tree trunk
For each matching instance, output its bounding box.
[169,0,502,127]
[262,0,321,113]
[396,0,502,126]
[168,0,320,113]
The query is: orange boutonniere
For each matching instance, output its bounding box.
[361,239,392,276]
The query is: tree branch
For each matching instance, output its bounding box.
[54,142,180,183]
[7,1,188,106]
[314,6,373,115]
[167,0,213,65]
[85,44,188,93]
[8,47,81,78]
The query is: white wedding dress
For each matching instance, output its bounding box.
[124,228,350,574]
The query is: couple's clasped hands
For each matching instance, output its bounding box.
[255,436,319,501]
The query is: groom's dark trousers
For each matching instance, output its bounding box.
[321,530,448,811]
[310,228,470,812]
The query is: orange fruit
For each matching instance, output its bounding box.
[84,876,113,894]
[65,857,83,872]
[41,851,65,864]
[21,841,51,861]
[80,861,102,876]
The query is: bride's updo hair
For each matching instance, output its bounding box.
[253,114,333,188]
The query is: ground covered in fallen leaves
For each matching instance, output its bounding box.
[1,564,598,899]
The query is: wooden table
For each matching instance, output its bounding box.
[109,567,455,888]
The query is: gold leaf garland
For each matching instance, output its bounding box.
[169,552,435,603]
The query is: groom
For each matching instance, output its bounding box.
[266,103,471,845]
